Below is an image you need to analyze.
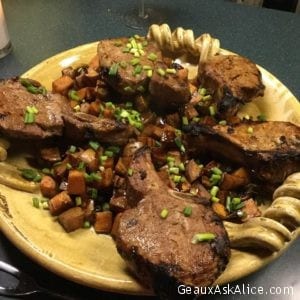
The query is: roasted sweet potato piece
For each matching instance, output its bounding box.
[58,207,85,232]
[241,198,261,222]
[49,191,73,216]
[94,211,113,234]
[52,75,74,95]
[67,169,86,195]
[220,167,250,190]
[79,148,98,172]
[40,175,57,198]
[110,195,128,213]
[100,168,114,188]
[185,159,202,182]
[212,202,229,219]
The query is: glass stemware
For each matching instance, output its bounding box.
[124,0,165,29]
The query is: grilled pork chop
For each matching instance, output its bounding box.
[114,148,230,298]
[98,38,190,110]
[63,112,134,145]
[0,78,134,144]
[0,78,70,139]
[198,55,265,118]
[185,121,300,183]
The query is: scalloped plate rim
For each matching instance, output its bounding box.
[0,41,299,295]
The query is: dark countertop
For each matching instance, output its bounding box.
[0,0,299,299]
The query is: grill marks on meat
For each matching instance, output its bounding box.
[198,55,265,118]
[149,63,190,111]
[63,112,134,145]
[98,38,162,95]
[115,148,230,297]
[186,121,300,183]
[0,79,70,139]
[98,38,191,110]
[0,79,134,144]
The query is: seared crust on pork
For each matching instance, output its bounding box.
[198,55,265,118]
[185,121,300,183]
[0,78,71,139]
[114,148,230,298]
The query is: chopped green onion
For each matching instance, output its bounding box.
[166,156,175,163]
[198,87,207,96]
[127,168,133,176]
[146,69,153,77]
[130,38,138,49]
[247,126,254,134]
[226,196,232,212]
[218,120,227,126]
[210,186,219,197]
[157,68,166,76]
[191,232,216,244]
[26,105,38,114]
[160,208,169,219]
[32,197,40,208]
[68,145,77,153]
[211,196,220,203]
[182,116,189,125]
[174,137,185,153]
[104,150,114,157]
[232,197,241,205]
[108,63,119,76]
[68,90,80,101]
[77,161,85,171]
[75,196,82,206]
[234,202,245,211]
[166,68,176,74]
[143,65,152,70]
[210,174,221,185]
[209,105,216,116]
[212,167,223,175]
[183,206,192,217]
[89,140,100,151]
[169,167,180,175]
[20,168,41,182]
[100,155,108,164]
[123,86,135,93]
[178,162,185,171]
[203,95,212,101]
[147,52,157,61]
[172,175,182,183]
[130,58,140,66]
[133,64,143,75]
[24,111,35,124]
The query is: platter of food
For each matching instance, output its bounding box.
[0,24,299,297]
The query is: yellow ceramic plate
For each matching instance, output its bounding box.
[0,41,299,295]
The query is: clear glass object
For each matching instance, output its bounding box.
[0,0,12,59]
[125,0,165,29]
